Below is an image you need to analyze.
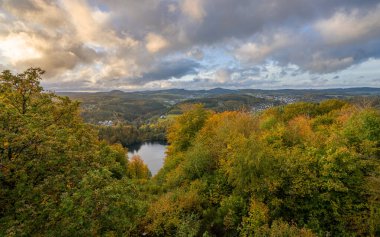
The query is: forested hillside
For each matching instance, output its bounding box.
[59,88,380,125]
[151,102,380,236]
[0,69,149,236]
[1,69,379,236]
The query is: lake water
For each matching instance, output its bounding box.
[127,142,167,176]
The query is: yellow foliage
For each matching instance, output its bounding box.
[127,155,151,179]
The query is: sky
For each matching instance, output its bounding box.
[0,0,380,91]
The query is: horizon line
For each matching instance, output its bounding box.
[53,86,380,93]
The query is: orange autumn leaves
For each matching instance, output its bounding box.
[148,100,380,236]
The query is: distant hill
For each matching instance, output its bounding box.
[58,87,380,124]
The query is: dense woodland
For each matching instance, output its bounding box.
[98,122,168,147]
[1,69,380,236]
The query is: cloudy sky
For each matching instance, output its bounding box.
[0,0,380,91]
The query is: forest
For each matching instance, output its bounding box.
[1,68,379,236]
[59,87,380,126]
[97,121,168,147]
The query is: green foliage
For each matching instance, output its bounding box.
[252,220,316,237]
[144,181,205,236]
[166,104,212,155]
[99,124,140,146]
[151,100,380,236]
[127,155,152,179]
[343,109,380,155]
[1,69,379,236]
[173,94,277,113]
[98,120,169,147]
[240,199,269,235]
[0,68,147,236]
[57,171,147,236]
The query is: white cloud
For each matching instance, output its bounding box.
[61,0,108,43]
[315,5,380,45]
[1,0,380,90]
[145,33,169,53]
[235,32,291,64]
[0,33,43,63]
[2,0,65,28]
[181,0,205,22]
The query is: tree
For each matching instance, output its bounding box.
[0,68,44,114]
[0,68,146,236]
[127,155,151,179]
[166,104,211,155]
[151,100,380,236]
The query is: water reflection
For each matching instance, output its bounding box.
[127,142,167,176]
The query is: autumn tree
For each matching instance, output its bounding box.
[0,68,146,236]
[166,104,211,155]
[127,155,151,179]
[149,100,380,236]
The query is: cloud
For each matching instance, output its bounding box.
[315,5,380,45]
[145,33,169,53]
[0,0,380,90]
[0,32,43,63]
[181,0,205,22]
[306,55,354,73]
[235,32,291,64]
[232,3,380,73]
[132,59,201,85]
[2,0,65,28]
[0,0,143,77]
[187,48,204,60]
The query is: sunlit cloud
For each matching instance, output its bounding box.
[0,33,43,63]
[0,0,379,91]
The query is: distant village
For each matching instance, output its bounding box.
[96,94,302,126]
[98,120,114,126]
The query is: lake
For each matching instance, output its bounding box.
[127,142,167,176]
